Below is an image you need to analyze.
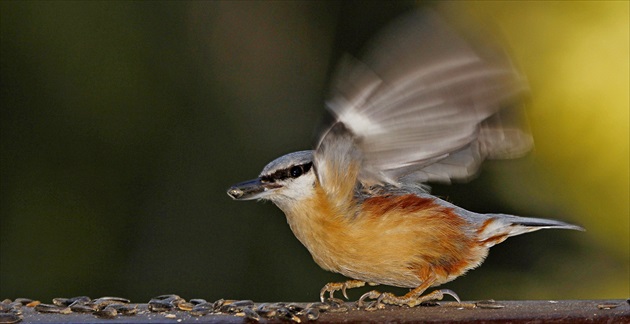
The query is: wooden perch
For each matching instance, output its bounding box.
[2,299,628,323]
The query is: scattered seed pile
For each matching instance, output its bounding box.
[0,294,354,323]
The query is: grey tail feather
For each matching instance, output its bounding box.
[514,221,585,231]
[492,214,585,231]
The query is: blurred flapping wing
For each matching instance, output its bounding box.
[318,10,532,187]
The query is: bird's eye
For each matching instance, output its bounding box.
[290,166,303,178]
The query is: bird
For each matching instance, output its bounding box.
[227,9,583,308]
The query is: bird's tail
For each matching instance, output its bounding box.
[477,214,584,247]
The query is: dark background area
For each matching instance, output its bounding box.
[1,1,628,302]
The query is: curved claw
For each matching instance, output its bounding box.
[319,286,329,303]
[318,283,349,303]
[438,289,461,303]
[358,290,392,311]
[358,290,382,308]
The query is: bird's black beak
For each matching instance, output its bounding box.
[227,178,280,200]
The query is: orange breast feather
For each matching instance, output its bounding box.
[291,192,488,287]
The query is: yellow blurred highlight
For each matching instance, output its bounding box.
[442,1,629,298]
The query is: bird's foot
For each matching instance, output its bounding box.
[319,280,366,303]
[358,289,460,309]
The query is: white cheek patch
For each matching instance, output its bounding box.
[272,173,317,202]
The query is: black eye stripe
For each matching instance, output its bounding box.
[302,162,312,174]
[261,162,312,182]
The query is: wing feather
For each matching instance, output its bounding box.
[317,9,531,187]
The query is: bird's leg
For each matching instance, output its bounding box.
[358,287,459,309]
[319,280,366,302]
[358,273,460,309]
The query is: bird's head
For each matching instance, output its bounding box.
[227,150,317,207]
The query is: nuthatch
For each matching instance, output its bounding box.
[227,10,583,307]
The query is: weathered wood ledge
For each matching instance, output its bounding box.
[3,299,628,323]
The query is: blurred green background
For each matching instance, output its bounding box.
[1,1,628,302]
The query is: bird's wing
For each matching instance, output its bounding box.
[316,10,532,189]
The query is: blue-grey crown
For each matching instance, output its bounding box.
[260,150,313,177]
